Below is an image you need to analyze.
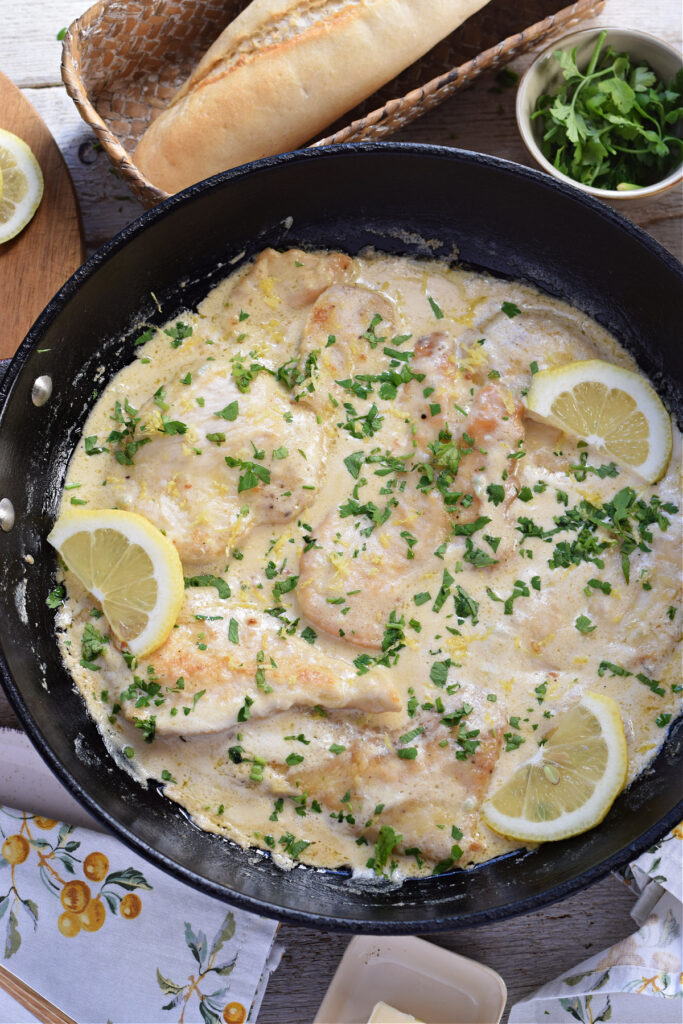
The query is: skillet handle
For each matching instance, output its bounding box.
[0,359,10,387]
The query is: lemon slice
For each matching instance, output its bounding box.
[525,359,672,483]
[48,509,184,657]
[483,691,628,843]
[0,128,44,244]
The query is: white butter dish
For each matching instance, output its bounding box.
[314,935,507,1024]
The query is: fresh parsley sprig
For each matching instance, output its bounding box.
[532,30,683,190]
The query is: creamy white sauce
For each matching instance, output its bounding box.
[55,249,682,878]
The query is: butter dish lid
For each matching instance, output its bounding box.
[313,935,507,1024]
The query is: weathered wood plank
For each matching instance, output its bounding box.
[22,85,146,253]
[2,0,91,88]
[259,874,638,1023]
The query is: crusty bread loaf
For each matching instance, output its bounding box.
[135,0,491,193]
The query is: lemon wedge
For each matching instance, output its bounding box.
[483,691,628,843]
[0,128,44,244]
[48,509,184,657]
[525,359,672,483]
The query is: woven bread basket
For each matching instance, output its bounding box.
[62,0,604,208]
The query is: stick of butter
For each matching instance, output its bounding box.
[367,1002,424,1023]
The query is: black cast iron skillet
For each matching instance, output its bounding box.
[1,144,681,932]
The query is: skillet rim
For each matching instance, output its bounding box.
[0,142,681,932]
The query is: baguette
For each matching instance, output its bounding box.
[134,0,491,193]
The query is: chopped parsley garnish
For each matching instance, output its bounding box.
[504,732,525,752]
[486,483,505,506]
[636,672,665,697]
[452,515,491,536]
[598,660,631,677]
[338,402,384,439]
[339,496,396,536]
[432,568,454,614]
[398,747,418,760]
[237,695,254,722]
[524,487,676,582]
[224,455,271,492]
[586,578,612,595]
[279,833,311,860]
[428,296,444,320]
[453,585,479,625]
[215,401,239,421]
[354,611,405,675]
[399,726,424,745]
[273,575,298,602]
[486,578,534,615]
[343,451,365,479]
[134,715,157,743]
[184,574,230,599]
[107,398,151,466]
[134,328,154,346]
[80,622,108,670]
[160,419,187,435]
[501,301,521,318]
[463,538,498,567]
[231,355,268,392]
[441,704,480,759]
[362,314,387,348]
[276,351,319,398]
[84,435,107,456]
[164,321,193,347]
[368,825,402,877]
[569,450,619,481]
[46,585,65,609]
[430,659,452,687]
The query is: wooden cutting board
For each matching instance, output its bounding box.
[0,70,84,358]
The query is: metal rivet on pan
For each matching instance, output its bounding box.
[31,375,52,407]
[0,498,15,532]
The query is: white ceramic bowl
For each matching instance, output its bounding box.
[516,27,683,200]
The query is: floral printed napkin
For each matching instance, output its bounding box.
[509,824,683,1024]
[0,734,280,1024]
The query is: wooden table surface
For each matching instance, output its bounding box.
[1,2,680,1022]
